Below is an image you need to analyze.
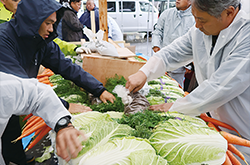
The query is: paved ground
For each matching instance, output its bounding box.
[124,33,153,57]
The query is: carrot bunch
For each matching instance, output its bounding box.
[200,113,250,165]
[14,115,52,151]
[13,68,55,150]
[37,68,54,87]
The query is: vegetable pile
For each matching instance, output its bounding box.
[18,72,250,165]
[146,75,184,105]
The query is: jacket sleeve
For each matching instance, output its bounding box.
[151,10,167,49]
[140,28,193,82]
[169,29,250,116]
[0,72,71,131]
[62,10,83,32]
[41,42,106,97]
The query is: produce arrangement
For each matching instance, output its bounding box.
[18,70,250,165]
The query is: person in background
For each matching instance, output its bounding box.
[152,0,195,88]
[62,0,84,42]
[0,0,19,19]
[0,72,87,165]
[126,0,250,163]
[0,0,115,164]
[56,0,69,39]
[79,0,99,41]
[0,0,14,23]
[108,16,123,41]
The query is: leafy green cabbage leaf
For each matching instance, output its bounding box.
[79,137,169,165]
[161,111,207,126]
[149,119,227,165]
[59,112,133,165]
[72,111,113,128]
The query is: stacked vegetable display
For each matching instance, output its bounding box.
[17,73,250,165]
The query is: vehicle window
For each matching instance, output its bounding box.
[139,2,155,12]
[119,1,135,12]
[107,2,116,12]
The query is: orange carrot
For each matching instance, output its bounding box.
[22,120,45,135]
[22,116,41,129]
[37,73,54,79]
[22,113,33,122]
[48,83,53,87]
[184,91,189,97]
[26,126,52,151]
[138,56,147,61]
[40,79,50,84]
[22,117,44,133]
[226,150,242,165]
[37,76,49,82]
[207,122,221,132]
[200,113,240,136]
[220,131,250,147]
[13,121,47,142]
[228,143,247,164]
[223,153,233,165]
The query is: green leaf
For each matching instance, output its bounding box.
[149,119,227,165]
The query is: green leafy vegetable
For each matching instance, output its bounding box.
[117,110,174,139]
[105,74,127,93]
[149,119,227,165]
[90,97,124,113]
[79,137,169,165]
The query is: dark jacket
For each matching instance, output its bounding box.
[79,6,99,41]
[62,6,84,42]
[0,0,106,99]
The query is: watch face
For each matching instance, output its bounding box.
[58,118,67,126]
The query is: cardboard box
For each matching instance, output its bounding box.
[125,45,136,54]
[82,55,145,85]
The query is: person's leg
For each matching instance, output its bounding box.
[2,115,26,165]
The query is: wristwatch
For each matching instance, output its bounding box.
[54,116,71,133]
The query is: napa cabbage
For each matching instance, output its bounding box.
[149,119,227,165]
[79,137,169,165]
[58,111,133,165]
[161,111,207,126]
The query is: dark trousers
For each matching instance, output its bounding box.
[2,115,26,165]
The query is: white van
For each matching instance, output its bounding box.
[78,0,159,34]
[107,0,159,33]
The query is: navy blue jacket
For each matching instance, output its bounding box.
[79,6,99,41]
[0,0,106,102]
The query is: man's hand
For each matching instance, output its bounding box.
[75,47,91,54]
[125,71,147,93]
[100,90,116,104]
[149,103,174,112]
[152,46,160,53]
[56,125,87,162]
[68,103,92,114]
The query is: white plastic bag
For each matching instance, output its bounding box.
[82,27,98,52]
[82,27,119,57]
[112,85,133,105]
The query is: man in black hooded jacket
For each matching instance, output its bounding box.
[62,0,84,42]
[0,0,115,164]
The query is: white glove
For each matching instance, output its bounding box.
[75,46,91,54]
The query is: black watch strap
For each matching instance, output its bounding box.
[54,116,71,133]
